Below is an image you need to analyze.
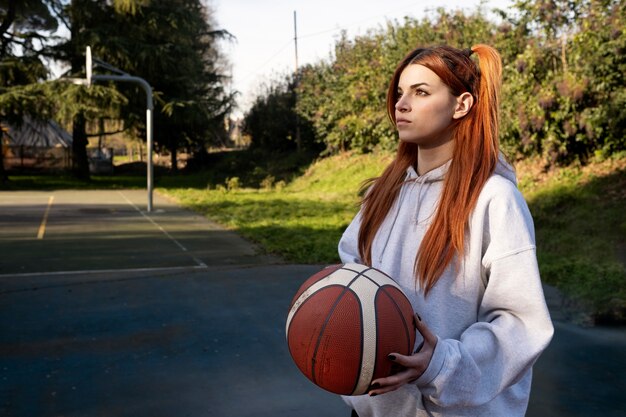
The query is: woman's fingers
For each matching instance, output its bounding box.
[368,313,438,396]
[368,351,428,395]
[386,352,419,368]
[369,365,419,395]
[414,313,437,346]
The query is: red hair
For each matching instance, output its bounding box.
[358,44,502,294]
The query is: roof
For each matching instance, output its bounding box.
[3,117,72,148]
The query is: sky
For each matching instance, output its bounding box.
[211,0,513,117]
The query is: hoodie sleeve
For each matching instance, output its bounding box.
[338,209,364,264]
[414,180,554,408]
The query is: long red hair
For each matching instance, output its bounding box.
[358,44,502,294]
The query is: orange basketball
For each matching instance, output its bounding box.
[286,263,416,395]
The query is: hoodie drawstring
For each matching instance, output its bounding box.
[378,182,409,263]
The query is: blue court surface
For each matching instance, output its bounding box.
[0,189,624,416]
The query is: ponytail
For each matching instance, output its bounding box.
[471,44,502,160]
[416,44,502,294]
[359,44,504,295]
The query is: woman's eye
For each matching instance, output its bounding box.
[416,89,428,96]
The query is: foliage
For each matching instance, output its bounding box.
[54,0,235,170]
[0,0,58,59]
[501,0,626,164]
[159,148,319,189]
[277,9,499,155]
[246,2,625,166]
[242,73,319,153]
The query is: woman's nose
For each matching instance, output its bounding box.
[395,95,409,112]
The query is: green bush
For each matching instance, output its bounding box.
[246,2,625,165]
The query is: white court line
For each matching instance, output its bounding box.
[118,191,207,268]
[0,264,207,279]
[37,195,54,239]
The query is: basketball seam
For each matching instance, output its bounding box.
[310,275,363,387]
[342,266,379,286]
[311,267,371,391]
[345,265,399,291]
[351,293,365,396]
[345,267,376,395]
[343,265,396,286]
[379,286,413,354]
[286,284,346,366]
[356,266,412,356]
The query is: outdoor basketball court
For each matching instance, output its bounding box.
[0,189,346,416]
[0,189,624,416]
[0,189,274,275]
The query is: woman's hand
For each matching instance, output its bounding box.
[368,313,438,396]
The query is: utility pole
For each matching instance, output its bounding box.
[293,10,301,152]
[293,10,299,72]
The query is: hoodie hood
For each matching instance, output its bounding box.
[407,152,517,185]
[405,158,450,182]
[376,152,518,264]
[494,153,517,185]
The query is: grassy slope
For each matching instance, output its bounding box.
[162,152,626,322]
[516,157,626,322]
[5,151,622,321]
[162,152,391,263]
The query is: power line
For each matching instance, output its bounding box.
[239,39,293,83]
[298,1,423,39]
[240,1,424,84]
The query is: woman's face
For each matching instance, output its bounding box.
[394,64,458,148]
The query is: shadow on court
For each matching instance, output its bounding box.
[0,189,624,417]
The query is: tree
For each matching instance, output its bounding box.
[40,0,233,176]
[51,0,139,179]
[0,1,143,180]
[0,0,59,181]
[60,0,235,172]
[296,9,498,154]
[242,73,318,153]
[140,0,235,170]
[500,0,625,164]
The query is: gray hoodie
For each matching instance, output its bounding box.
[338,158,554,417]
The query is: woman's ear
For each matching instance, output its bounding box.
[452,92,474,119]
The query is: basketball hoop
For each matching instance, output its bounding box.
[82,45,155,212]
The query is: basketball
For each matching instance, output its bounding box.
[285,263,416,396]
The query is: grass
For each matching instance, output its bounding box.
[162,152,391,263]
[161,151,626,324]
[3,150,624,323]
[517,156,626,323]
[0,173,146,190]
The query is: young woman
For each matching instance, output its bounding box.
[338,44,554,416]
